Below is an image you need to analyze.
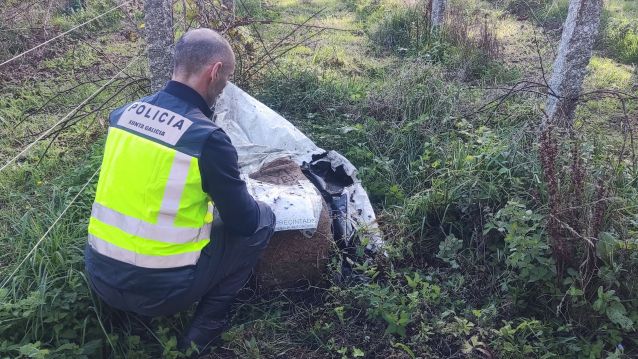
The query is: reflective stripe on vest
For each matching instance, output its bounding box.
[91,203,211,243]
[88,234,203,269]
[88,126,212,269]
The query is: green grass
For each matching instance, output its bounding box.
[603,16,638,64]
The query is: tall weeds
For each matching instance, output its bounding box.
[539,124,613,293]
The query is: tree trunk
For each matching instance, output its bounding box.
[543,0,602,128]
[181,0,188,32]
[144,0,174,92]
[431,0,446,28]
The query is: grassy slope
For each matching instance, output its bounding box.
[1,0,637,358]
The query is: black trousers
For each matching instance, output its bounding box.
[86,202,275,322]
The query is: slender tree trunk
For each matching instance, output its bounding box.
[181,0,188,32]
[543,0,603,128]
[144,0,174,92]
[431,0,446,28]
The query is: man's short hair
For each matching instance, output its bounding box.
[173,28,233,75]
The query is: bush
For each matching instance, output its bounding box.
[604,18,638,64]
[443,4,512,82]
[368,4,432,54]
[253,67,365,120]
[489,0,569,29]
[343,0,385,21]
[393,123,538,259]
[365,60,455,123]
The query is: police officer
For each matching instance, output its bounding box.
[84,28,275,352]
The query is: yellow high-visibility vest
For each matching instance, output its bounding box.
[88,102,214,269]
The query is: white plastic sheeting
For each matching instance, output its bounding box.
[214,83,383,251]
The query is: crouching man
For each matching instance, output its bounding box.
[84,28,275,352]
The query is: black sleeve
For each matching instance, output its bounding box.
[199,129,259,236]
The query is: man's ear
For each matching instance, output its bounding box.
[210,61,224,79]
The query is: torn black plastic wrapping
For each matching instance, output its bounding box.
[302,153,367,281]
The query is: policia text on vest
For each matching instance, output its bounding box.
[120,102,193,146]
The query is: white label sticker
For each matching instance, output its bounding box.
[117,102,194,145]
[242,175,322,232]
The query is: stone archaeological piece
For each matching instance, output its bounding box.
[250,158,333,291]
[544,0,603,128]
[144,0,174,92]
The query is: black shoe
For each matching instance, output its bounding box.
[178,319,228,354]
